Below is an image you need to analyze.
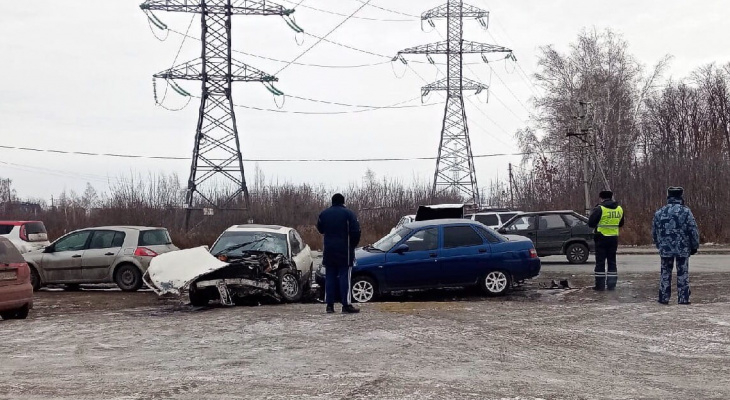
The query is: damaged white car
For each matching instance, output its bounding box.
[144,225,314,306]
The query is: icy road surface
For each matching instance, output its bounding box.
[1,254,730,400]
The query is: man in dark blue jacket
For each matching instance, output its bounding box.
[653,187,700,305]
[317,193,361,314]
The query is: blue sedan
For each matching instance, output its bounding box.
[316,219,541,303]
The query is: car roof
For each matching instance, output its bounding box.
[513,210,578,216]
[403,219,482,229]
[226,224,292,234]
[474,210,523,215]
[76,226,166,231]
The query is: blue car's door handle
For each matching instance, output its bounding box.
[429,253,437,258]
[478,248,487,253]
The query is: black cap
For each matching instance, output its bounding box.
[668,186,684,198]
[599,190,613,200]
[332,193,345,205]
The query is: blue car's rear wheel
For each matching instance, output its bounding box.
[481,270,511,296]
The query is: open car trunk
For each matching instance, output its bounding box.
[415,204,465,221]
[144,246,302,306]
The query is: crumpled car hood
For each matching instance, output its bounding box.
[144,246,229,296]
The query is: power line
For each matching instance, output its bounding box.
[222,95,442,114]
[279,0,416,22]
[167,28,391,69]
[351,0,420,18]
[0,144,557,163]
[275,0,373,76]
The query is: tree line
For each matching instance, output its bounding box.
[504,28,730,245]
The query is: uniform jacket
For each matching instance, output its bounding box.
[317,203,361,267]
[587,199,625,239]
[652,197,700,258]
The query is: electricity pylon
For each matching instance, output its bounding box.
[395,1,513,205]
[140,1,301,230]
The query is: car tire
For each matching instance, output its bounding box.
[351,275,377,303]
[65,284,81,291]
[114,264,143,292]
[1,304,29,320]
[189,284,211,307]
[29,266,41,291]
[566,243,589,264]
[14,304,29,319]
[481,270,511,296]
[277,268,303,303]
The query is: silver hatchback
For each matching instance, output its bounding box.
[23,226,179,291]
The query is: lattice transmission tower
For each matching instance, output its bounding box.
[395,1,513,205]
[140,1,301,230]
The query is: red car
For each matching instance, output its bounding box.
[0,237,33,320]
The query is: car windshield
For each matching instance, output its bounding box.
[372,227,411,252]
[211,231,288,257]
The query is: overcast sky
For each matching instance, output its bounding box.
[1,0,728,202]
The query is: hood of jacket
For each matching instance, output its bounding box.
[599,199,620,209]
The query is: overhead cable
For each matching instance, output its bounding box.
[275,0,373,76]
[279,0,416,22]
[0,144,560,163]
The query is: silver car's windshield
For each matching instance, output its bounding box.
[373,227,411,252]
[211,232,288,257]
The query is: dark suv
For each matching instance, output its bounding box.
[498,211,594,263]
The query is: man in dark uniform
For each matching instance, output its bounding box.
[652,187,700,305]
[316,193,361,314]
[588,190,625,291]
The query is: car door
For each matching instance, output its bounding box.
[536,214,572,254]
[41,230,92,283]
[383,227,440,289]
[82,230,125,282]
[438,225,489,285]
[288,229,312,273]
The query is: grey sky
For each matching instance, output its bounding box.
[1,0,728,202]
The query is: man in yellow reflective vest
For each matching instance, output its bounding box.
[587,190,625,290]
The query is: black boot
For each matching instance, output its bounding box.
[342,304,360,314]
[326,305,335,314]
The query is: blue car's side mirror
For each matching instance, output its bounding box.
[394,244,409,254]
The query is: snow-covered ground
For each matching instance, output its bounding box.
[1,254,730,400]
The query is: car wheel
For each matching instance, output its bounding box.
[566,243,589,264]
[481,270,511,296]
[351,276,377,303]
[65,283,81,291]
[13,304,29,319]
[29,266,41,291]
[114,264,143,292]
[189,284,211,307]
[1,304,29,320]
[277,268,303,303]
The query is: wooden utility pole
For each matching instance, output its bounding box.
[508,163,515,209]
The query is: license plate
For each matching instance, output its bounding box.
[0,271,17,281]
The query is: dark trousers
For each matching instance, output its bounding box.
[325,264,351,307]
[659,257,690,304]
[594,236,619,290]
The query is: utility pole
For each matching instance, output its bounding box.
[140,1,302,231]
[508,162,514,209]
[394,1,513,206]
[568,100,610,216]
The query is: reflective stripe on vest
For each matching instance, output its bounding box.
[597,205,623,236]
